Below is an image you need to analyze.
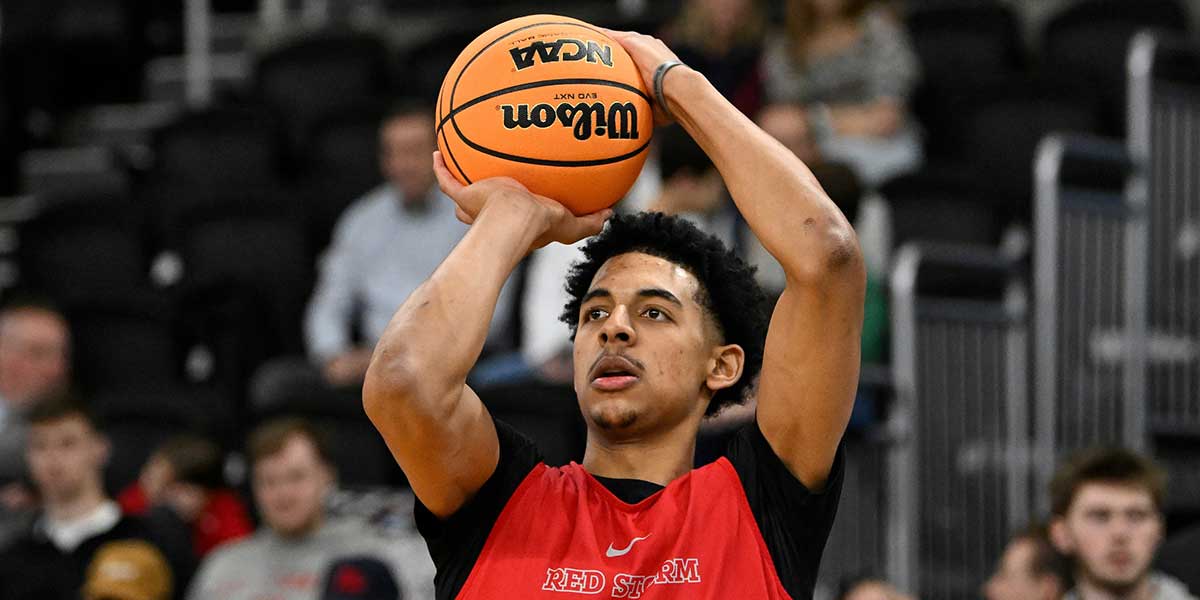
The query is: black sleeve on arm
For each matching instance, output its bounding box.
[414,418,544,600]
[725,421,845,600]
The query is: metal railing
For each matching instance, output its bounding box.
[1128,32,1200,438]
[1032,133,1145,515]
[889,244,1030,599]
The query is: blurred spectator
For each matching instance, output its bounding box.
[303,100,516,388]
[186,418,432,600]
[761,0,922,187]
[1156,521,1200,595]
[984,523,1071,600]
[1048,448,1197,600]
[666,0,768,117]
[83,539,174,600]
[0,393,189,600]
[0,299,71,489]
[118,435,253,558]
[837,575,916,600]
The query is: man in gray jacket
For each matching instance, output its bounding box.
[1049,448,1196,600]
[186,419,432,600]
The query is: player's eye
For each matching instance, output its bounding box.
[643,308,667,321]
[585,307,609,322]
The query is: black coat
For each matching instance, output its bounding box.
[0,511,194,600]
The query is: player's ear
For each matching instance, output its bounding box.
[705,343,744,393]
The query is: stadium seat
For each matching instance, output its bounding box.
[905,1,1025,158]
[960,81,1103,222]
[881,169,1003,252]
[67,298,181,393]
[18,146,131,203]
[17,198,149,305]
[141,106,287,240]
[1041,0,1190,135]
[253,32,390,150]
[396,28,484,103]
[297,104,385,253]
[179,215,311,356]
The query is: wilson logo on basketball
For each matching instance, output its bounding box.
[501,102,640,141]
[509,39,614,70]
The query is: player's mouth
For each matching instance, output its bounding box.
[589,354,643,391]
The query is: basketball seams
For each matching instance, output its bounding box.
[437,74,473,184]
[455,135,651,168]
[436,78,651,133]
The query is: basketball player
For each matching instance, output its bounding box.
[364,29,864,600]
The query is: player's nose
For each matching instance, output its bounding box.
[599,305,636,346]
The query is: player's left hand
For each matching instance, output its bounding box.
[599,27,688,126]
[433,151,610,250]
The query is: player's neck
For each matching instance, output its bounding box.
[581,424,698,486]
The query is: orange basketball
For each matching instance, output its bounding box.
[436,15,654,215]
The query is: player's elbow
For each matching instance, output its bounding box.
[362,351,422,422]
[784,222,864,285]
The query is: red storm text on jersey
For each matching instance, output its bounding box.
[453,458,793,599]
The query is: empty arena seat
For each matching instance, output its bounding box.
[142,106,288,239]
[18,198,150,304]
[298,104,385,252]
[905,1,1025,157]
[881,169,1003,252]
[1041,0,1190,134]
[254,32,390,149]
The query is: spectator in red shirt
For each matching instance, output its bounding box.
[119,435,252,558]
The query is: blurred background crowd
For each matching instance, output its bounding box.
[0,0,1198,599]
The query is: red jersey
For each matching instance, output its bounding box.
[456,458,791,599]
[416,419,843,600]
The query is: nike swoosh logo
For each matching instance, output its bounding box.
[605,534,652,558]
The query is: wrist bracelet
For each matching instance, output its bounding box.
[653,60,686,121]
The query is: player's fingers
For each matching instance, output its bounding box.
[596,27,635,38]
[454,205,474,225]
[433,151,465,198]
[572,209,612,239]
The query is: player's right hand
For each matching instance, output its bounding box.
[433,151,611,250]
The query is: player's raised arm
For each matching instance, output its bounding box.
[363,153,609,518]
[606,30,866,489]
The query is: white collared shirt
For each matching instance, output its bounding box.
[40,500,121,552]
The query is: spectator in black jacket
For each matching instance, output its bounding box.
[0,392,191,600]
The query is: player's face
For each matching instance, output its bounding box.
[573,253,721,436]
[984,539,1053,600]
[379,114,436,203]
[1053,483,1162,592]
[252,435,333,538]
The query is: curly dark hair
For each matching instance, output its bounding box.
[559,212,770,416]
